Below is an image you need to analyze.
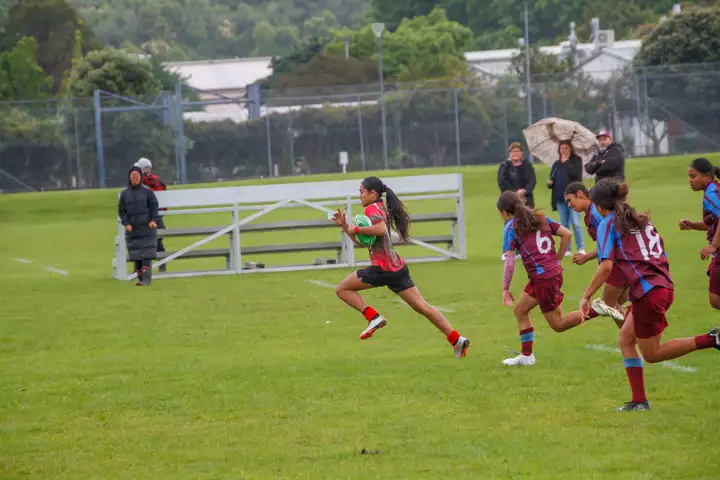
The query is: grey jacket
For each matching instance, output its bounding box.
[119,184,160,261]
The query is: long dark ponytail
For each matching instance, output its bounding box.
[496,190,543,236]
[690,157,720,181]
[362,176,411,242]
[590,179,648,235]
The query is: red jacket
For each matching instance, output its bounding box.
[143,173,167,210]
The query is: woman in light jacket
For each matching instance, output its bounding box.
[547,141,585,255]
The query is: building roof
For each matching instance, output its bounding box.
[164,57,272,91]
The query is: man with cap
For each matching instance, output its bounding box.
[584,129,625,181]
[134,157,168,271]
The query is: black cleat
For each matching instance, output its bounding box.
[707,328,720,350]
[614,401,651,412]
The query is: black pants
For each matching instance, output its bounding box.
[134,259,151,270]
[156,216,166,252]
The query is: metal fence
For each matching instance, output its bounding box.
[1,62,719,193]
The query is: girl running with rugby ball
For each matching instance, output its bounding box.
[332,176,470,359]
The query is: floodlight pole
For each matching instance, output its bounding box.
[373,23,389,170]
[523,3,532,127]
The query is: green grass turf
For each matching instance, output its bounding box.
[1,155,719,479]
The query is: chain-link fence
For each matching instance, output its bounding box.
[2,62,719,192]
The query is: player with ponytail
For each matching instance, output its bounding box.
[679,157,720,309]
[564,182,627,326]
[582,179,719,411]
[496,191,615,367]
[332,176,469,358]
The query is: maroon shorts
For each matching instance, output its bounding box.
[524,273,564,313]
[606,263,627,288]
[629,287,674,339]
[708,255,720,295]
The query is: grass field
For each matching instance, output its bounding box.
[2,155,719,479]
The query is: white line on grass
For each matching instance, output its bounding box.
[585,344,697,373]
[14,258,33,264]
[45,267,69,276]
[304,279,335,289]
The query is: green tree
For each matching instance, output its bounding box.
[633,8,720,154]
[68,48,161,97]
[325,8,473,81]
[0,36,53,101]
[1,0,99,91]
[635,7,720,65]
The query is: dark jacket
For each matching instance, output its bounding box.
[548,154,583,210]
[119,168,160,261]
[498,158,537,207]
[585,143,625,181]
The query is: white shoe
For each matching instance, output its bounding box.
[564,251,573,257]
[453,336,469,358]
[591,299,625,322]
[359,316,386,340]
[502,353,536,366]
[578,249,586,255]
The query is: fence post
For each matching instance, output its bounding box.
[502,85,509,155]
[175,83,188,184]
[643,67,651,154]
[93,89,106,189]
[357,94,366,171]
[265,113,273,176]
[634,68,643,155]
[453,88,461,166]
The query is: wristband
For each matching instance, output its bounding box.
[354,226,360,234]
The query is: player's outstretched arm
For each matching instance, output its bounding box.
[502,251,516,307]
[701,223,720,259]
[573,249,597,265]
[580,259,613,316]
[554,225,572,260]
[679,219,708,231]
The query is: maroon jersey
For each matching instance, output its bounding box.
[365,201,406,272]
[597,214,673,301]
[502,217,563,279]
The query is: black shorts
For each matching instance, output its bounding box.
[357,265,415,293]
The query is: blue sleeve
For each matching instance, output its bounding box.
[704,189,720,217]
[597,220,616,261]
[590,205,604,228]
[502,223,515,252]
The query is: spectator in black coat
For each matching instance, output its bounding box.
[497,142,537,208]
[547,141,585,255]
[119,166,160,286]
[585,129,625,181]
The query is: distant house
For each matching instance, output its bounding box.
[465,40,641,81]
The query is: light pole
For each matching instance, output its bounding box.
[521,3,532,127]
[372,22,389,170]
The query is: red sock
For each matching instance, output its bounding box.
[694,334,716,350]
[624,358,647,403]
[362,306,379,322]
[446,330,460,345]
[586,310,599,320]
[520,327,534,356]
